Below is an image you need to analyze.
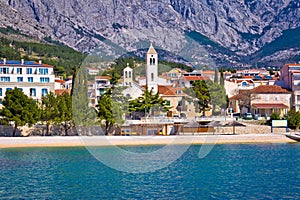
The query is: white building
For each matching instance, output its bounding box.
[123,64,133,86]
[94,76,110,103]
[146,43,159,94]
[87,67,100,75]
[0,59,55,103]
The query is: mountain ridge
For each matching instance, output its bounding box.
[1,0,300,67]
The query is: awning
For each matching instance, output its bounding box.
[252,103,289,109]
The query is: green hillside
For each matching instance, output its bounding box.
[0,34,87,77]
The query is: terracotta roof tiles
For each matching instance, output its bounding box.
[252,103,289,109]
[250,85,290,93]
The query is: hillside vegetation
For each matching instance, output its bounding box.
[0,34,86,77]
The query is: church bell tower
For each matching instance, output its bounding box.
[146,43,158,94]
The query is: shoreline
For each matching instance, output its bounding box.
[0,134,297,149]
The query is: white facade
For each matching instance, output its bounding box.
[0,59,55,102]
[123,65,133,86]
[94,76,110,105]
[146,43,159,94]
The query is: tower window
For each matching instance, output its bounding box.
[151,73,154,81]
[125,71,128,78]
[129,71,131,78]
[153,58,155,65]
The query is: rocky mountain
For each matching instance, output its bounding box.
[1,0,300,67]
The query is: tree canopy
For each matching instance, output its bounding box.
[285,109,300,130]
[0,88,40,136]
[192,80,211,116]
[97,90,115,135]
[41,92,59,135]
[129,89,169,118]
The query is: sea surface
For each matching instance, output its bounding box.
[0,144,299,199]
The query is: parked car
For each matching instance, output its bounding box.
[253,114,263,120]
[243,113,253,120]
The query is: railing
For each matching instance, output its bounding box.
[195,116,228,122]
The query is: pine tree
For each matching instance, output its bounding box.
[220,71,225,86]
[214,68,219,83]
[41,92,59,135]
[56,92,73,136]
[72,65,97,132]
[192,80,211,116]
[97,91,115,135]
[129,89,169,118]
[0,88,39,136]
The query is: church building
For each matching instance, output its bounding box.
[122,43,197,118]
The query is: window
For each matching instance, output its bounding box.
[265,95,269,101]
[6,88,12,91]
[176,90,182,94]
[242,81,248,86]
[178,100,182,106]
[275,96,279,101]
[27,68,33,74]
[41,88,48,96]
[30,88,36,97]
[151,73,154,81]
[0,77,10,82]
[125,71,128,78]
[28,77,33,82]
[17,77,23,82]
[18,88,23,92]
[40,77,50,83]
[99,88,105,95]
[17,68,22,74]
[39,68,49,75]
[166,100,171,106]
[0,88,2,96]
[129,71,131,78]
[0,67,9,74]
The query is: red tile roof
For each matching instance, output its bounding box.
[158,85,185,96]
[55,89,71,96]
[95,76,110,80]
[285,63,300,67]
[252,103,289,109]
[55,79,65,83]
[183,76,208,81]
[242,76,254,79]
[250,85,290,93]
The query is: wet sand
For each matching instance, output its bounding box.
[0,134,297,148]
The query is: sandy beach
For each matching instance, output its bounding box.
[0,134,297,148]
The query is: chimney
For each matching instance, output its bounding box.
[39,60,42,65]
[3,58,6,64]
[21,59,24,65]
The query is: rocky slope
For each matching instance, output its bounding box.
[1,0,300,66]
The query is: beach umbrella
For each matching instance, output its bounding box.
[224,121,246,134]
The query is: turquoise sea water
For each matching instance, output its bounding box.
[0,144,299,199]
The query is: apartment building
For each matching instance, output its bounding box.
[280,63,300,111]
[0,59,55,103]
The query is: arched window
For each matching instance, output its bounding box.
[151,73,154,81]
[129,71,131,78]
[150,58,153,65]
[153,58,155,65]
[242,81,248,86]
[125,71,128,78]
